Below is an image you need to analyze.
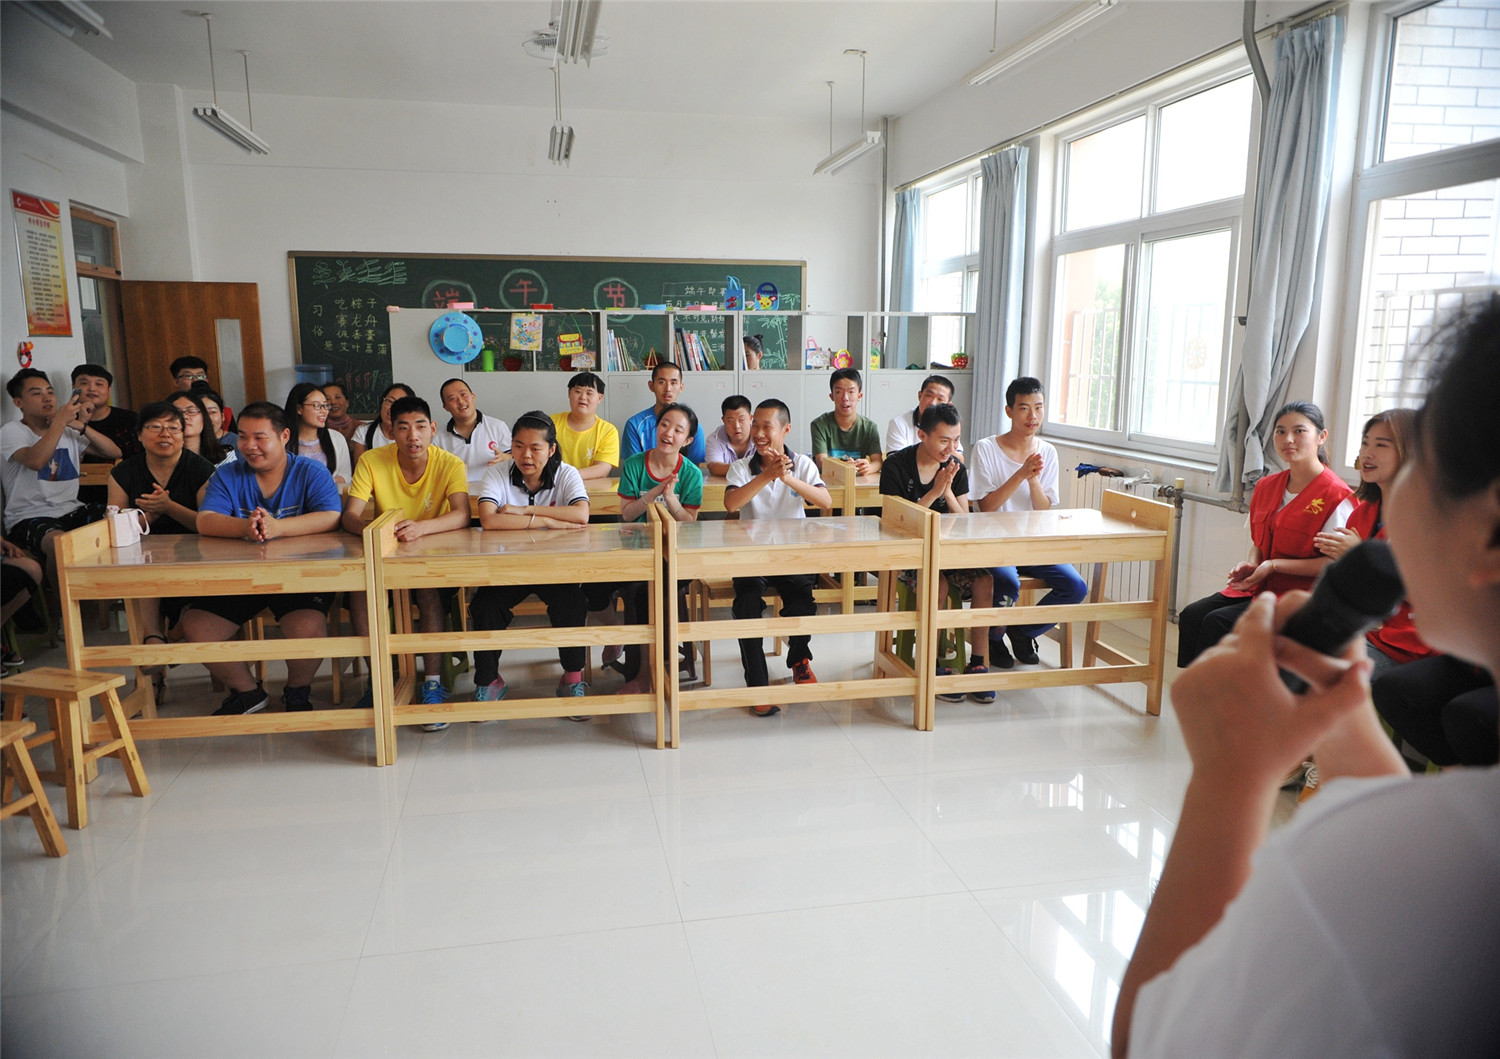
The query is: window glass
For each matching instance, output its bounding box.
[1382,0,1500,163]
[1065,116,1146,231]
[924,183,969,263]
[1134,229,1232,443]
[919,269,965,313]
[1154,77,1255,212]
[1052,244,1127,430]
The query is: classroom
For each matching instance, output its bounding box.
[2,1,1497,1055]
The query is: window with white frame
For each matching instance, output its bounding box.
[1341,0,1500,463]
[915,168,981,365]
[1046,72,1255,456]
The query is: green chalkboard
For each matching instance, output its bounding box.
[289,253,804,413]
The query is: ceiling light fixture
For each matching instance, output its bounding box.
[964,0,1117,86]
[191,14,269,154]
[549,65,575,165]
[814,49,883,176]
[523,0,604,64]
[14,1,111,39]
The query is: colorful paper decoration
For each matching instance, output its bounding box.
[756,282,780,310]
[510,313,543,351]
[724,276,744,311]
[428,312,483,365]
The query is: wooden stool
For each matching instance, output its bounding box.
[1,721,67,857]
[1,668,149,830]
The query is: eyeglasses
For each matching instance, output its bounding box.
[175,372,208,383]
[302,402,330,412]
[141,423,184,435]
[174,407,202,418]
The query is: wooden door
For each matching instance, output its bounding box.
[120,281,266,410]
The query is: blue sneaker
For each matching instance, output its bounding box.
[935,666,964,702]
[420,679,450,731]
[474,678,507,702]
[556,679,591,721]
[965,662,996,704]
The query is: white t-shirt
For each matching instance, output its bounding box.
[358,421,396,450]
[436,412,512,476]
[1131,767,1500,1058]
[725,449,824,520]
[968,435,1060,512]
[885,409,964,456]
[1,421,84,529]
[477,460,587,511]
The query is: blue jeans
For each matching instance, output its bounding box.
[989,564,1087,640]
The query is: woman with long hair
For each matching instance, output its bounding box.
[167,390,229,466]
[283,383,352,486]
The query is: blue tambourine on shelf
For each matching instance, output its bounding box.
[428,312,483,364]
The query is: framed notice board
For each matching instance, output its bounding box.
[289,253,805,413]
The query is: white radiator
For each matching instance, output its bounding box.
[1067,470,1160,604]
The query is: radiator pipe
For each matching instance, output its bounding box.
[1155,478,1251,622]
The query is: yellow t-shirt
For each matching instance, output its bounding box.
[349,444,468,521]
[550,412,620,471]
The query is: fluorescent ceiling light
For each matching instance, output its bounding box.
[964,0,1117,86]
[553,0,603,64]
[194,106,270,155]
[814,131,883,175]
[15,1,111,38]
[549,122,575,165]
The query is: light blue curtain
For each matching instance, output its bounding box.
[970,144,1029,439]
[888,187,921,368]
[1216,14,1343,490]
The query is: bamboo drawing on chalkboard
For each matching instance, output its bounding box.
[310,259,407,287]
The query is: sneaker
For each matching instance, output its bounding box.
[1296,763,1320,805]
[1008,630,1040,666]
[474,678,507,702]
[988,636,1015,670]
[1,647,23,671]
[935,665,965,702]
[965,663,996,704]
[419,679,451,731]
[556,679,591,721]
[792,659,817,684]
[282,684,314,712]
[751,702,781,717]
[213,686,268,716]
[1281,760,1312,789]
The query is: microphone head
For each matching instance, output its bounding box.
[1317,539,1405,619]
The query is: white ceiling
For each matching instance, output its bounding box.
[64,0,1095,122]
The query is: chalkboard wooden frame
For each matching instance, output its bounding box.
[288,252,805,413]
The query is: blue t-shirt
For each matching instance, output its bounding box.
[201,452,342,520]
[622,407,707,465]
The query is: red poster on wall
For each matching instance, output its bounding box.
[11,190,72,337]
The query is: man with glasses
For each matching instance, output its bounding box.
[169,356,233,431]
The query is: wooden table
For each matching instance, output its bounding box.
[369,510,666,763]
[922,491,1174,728]
[663,498,932,744]
[56,520,385,762]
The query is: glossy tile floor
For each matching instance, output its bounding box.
[3,626,1199,1058]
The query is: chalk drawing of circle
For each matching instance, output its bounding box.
[498,269,549,310]
[593,277,639,321]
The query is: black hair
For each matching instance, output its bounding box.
[389,395,432,422]
[754,398,791,427]
[189,381,226,413]
[71,363,112,385]
[1005,376,1044,407]
[721,394,752,415]
[169,356,209,376]
[283,382,337,467]
[321,380,348,397]
[511,409,563,478]
[1418,295,1500,500]
[1273,400,1330,466]
[439,377,471,398]
[920,374,955,398]
[657,402,699,444]
[236,401,288,435]
[743,334,765,354]
[651,360,684,382]
[918,402,962,434]
[6,368,48,399]
[364,382,416,446]
[136,401,185,433]
[830,367,863,391]
[166,390,226,464]
[568,371,605,394]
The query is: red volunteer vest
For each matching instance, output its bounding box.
[1224,467,1353,598]
[1346,500,1434,663]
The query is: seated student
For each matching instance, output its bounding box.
[622,361,707,465]
[191,383,237,455]
[885,374,964,457]
[472,412,592,712]
[352,382,416,460]
[1176,401,1354,668]
[342,396,471,722]
[170,356,233,430]
[723,399,832,710]
[616,402,702,695]
[167,390,231,467]
[2,537,44,670]
[1113,298,1500,1059]
[551,371,619,481]
[880,403,996,703]
[742,333,765,370]
[810,367,883,476]
[435,377,511,477]
[180,402,342,715]
[969,377,1087,668]
[1,369,118,580]
[72,364,138,504]
[1374,656,1497,768]
[704,394,755,477]
[321,381,361,441]
[284,383,353,486]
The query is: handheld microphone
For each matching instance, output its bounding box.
[1278,539,1405,693]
